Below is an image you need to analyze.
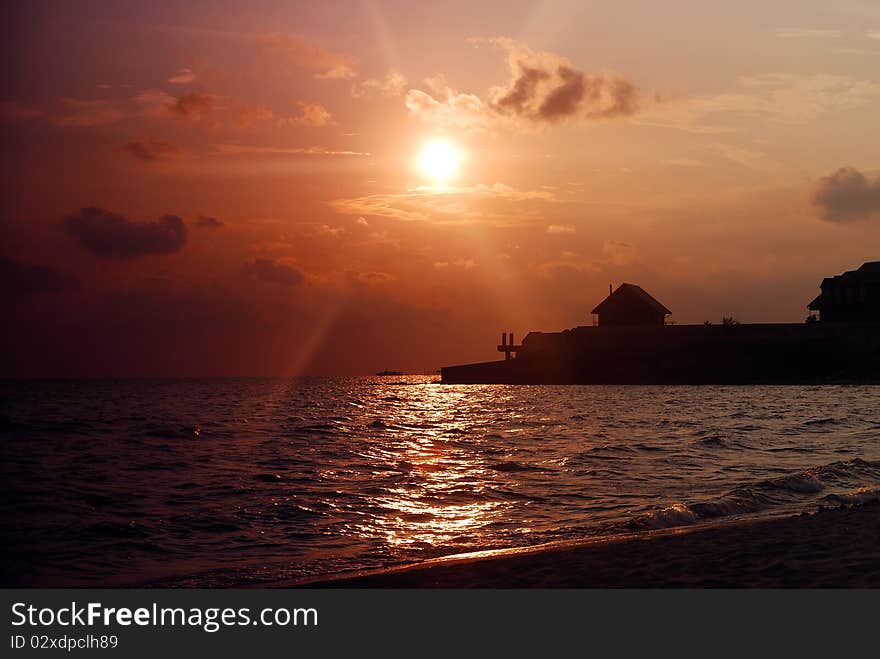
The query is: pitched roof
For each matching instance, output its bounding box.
[856,261,880,278]
[808,262,880,308]
[591,283,672,315]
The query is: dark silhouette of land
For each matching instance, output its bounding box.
[444,262,880,384]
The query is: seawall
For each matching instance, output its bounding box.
[441,322,880,384]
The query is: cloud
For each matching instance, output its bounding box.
[405,87,490,132]
[316,224,345,237]
[774,28,842,39]
[235,105,275,128]
[166,93,215,122]
[54,98,124,127]
[133,89,177,116]
[638,73,880,133]
[212,144,369,157]
[811,167,880,223]
[869,31,880,41]
[405,38,638,130]
[243,258,304,286]
[279,102,333,127]
[121,138,184,161]
[547,224,575,234]
[133,90,216,123]
[348,271,395,286]
[831,47,880,56]
[663,158,707,167]
[489,38,639,123]
[333,183,557,224]
[602,240,637,266]
[351,70,408,98]
[705,142,781,173]
[168,68,196,84]
[64,207,188,259]
[0,101,44,121]
[0,257,75,297]
[257,33,357,80]
[196,215,223,229]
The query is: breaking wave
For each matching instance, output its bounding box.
[628,459,880,530]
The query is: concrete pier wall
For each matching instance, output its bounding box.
[441,322,880,384]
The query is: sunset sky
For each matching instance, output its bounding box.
[2,0,880,376]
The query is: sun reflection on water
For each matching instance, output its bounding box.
[343,381,513,549]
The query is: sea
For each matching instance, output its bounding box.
[2,377,879,587]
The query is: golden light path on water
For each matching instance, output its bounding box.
[347,384,513,548]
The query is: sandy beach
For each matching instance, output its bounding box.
[291,501,880,588]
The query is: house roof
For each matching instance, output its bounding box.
[809,261,880,308]
[591,283,672,315]
[856,261,880,277]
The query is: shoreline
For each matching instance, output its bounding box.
[280,502,880,588]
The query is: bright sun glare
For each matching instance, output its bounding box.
[417,139,462,184]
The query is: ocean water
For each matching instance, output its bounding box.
[2,378,879,587]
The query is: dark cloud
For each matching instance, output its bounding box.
[493,66,550,114]
[167,93,214,122]
[586,77,639,119]
[121,138,184,161]
[196,215,223,229]
[64,207,188,259]
[0,256,75,297]
[812,167,880,223]
[243,258,303,286]
[489,41,640,124]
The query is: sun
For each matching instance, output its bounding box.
[417,139,462,184]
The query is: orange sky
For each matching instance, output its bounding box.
[2,0,880,376]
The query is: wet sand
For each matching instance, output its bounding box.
[292,502,880,588]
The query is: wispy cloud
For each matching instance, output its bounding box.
[638,73,880,133]
[213,144,369,156]
[278,102,334,127]
[351,70,407,99]
[662,158,708,167]
[121,138,185,161]
[257,33,357,80]
[705,143,781,173]
[54,98,125,127]
[602,240,637,266]
[547,224,575,234]
[333,183,558,224]
[243,258,304,286]
[0,101,45,121]
[168,67,196,84]
[774,28,841,39]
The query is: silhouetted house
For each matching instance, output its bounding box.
[591,283,671,327]
[808,261,880,322]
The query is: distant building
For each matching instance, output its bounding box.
[808,261,880,322]
[591,283,671,327]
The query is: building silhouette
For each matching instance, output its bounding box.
[591,283,671,327]
[808,261,880,322]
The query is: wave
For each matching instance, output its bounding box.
[628,458,880,531]
[487,460,543,473]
